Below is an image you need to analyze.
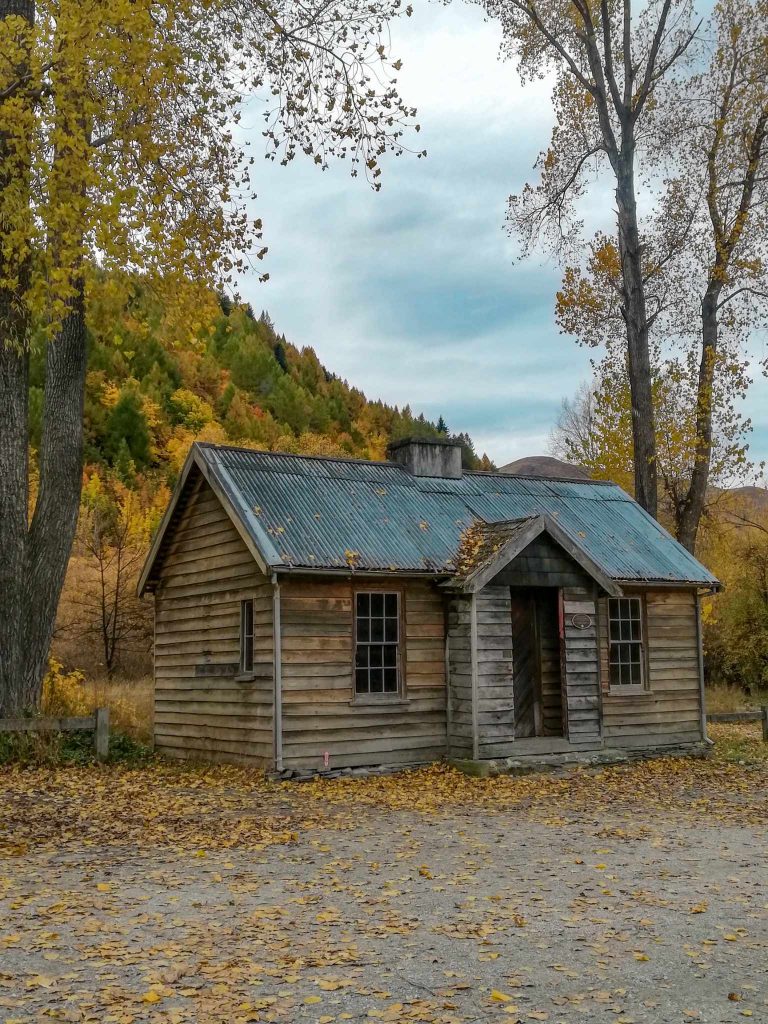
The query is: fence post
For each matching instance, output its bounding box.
[94,707,110,761]
[762,706,768,744]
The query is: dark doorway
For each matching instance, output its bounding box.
[510,588,564,738]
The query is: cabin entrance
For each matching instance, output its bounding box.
[510,588,564,739]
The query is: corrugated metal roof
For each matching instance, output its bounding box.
[197,443,719,586]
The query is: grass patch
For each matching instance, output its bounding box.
[0,727,153,766]
[710,722,768,764]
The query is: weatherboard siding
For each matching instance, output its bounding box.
[152,478,274,765]
[598,589,703,747]
[491,534,595,590]
[475,587,516,758]
[446,595,474,759]
[280,576,447,770]
[561,587,602,746]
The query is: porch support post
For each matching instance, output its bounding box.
[470,592,479,760]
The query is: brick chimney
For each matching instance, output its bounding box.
[387,437,463,479]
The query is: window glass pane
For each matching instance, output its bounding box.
[608,596,643,687]
[354,592,400,698]
[241,600,254,671]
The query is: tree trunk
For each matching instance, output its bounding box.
[0,337,31,716]
[24,284,89,706]
[0,0,34,716]
[615,162,658,518]
[676,284,720,553]
[0,284,87,714]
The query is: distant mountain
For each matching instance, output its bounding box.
[728,486,768,512]
[499,456,592,481]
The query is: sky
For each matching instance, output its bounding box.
[236,3,768,471]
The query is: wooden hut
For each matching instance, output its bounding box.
[138,439,720,773]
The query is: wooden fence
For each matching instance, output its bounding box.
[706,707,768,742]
[0,707,110,759]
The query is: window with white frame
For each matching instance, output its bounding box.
[608,597,645,688]
[240,599,254,674]
[354,591,400,696]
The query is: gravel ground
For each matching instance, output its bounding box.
[1,763,767,1024]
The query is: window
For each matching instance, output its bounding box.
[240,599,254,674]
[355,591,400,696]
[608,597,644,688]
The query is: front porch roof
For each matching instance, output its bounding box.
[446,515,623,597]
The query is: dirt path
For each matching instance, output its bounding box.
[1,758,767,1023]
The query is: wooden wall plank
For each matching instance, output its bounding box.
[279,577,448,770]
[153,477,274,766]
[598,589,704,748]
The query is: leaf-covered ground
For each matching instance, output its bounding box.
[2,741,767,1023]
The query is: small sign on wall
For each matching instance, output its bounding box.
[569,612,593,630]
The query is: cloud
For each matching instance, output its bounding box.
[235,3,767,470]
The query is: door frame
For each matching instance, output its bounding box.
[557,589,570,742]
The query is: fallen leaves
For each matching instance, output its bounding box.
[1,754,766,1023]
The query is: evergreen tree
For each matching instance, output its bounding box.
[104,390,151,471]
[273,340,289,373]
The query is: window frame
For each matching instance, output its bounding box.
[352,586,406,703]
[240,598,255,676]
[607,595,648,691]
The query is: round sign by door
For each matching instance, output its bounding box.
[570,612,593,630]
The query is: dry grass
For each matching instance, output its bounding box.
[83,675,154,743]
[704,681,768,714]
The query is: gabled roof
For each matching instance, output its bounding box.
[138,442,721,594]
[450,516,622,596]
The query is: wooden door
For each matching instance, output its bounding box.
[510,593,538,738]
[535,591,564,736]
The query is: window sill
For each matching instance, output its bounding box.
[234,670,272,683]
[605,688,653,700]
[349,696,410,708]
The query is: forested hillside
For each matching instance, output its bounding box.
[49,278,492,680]
[32,280,491,488]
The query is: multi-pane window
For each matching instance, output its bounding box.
[355,592,400,696]
[608,597,644,688]
[240,599,254,674]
